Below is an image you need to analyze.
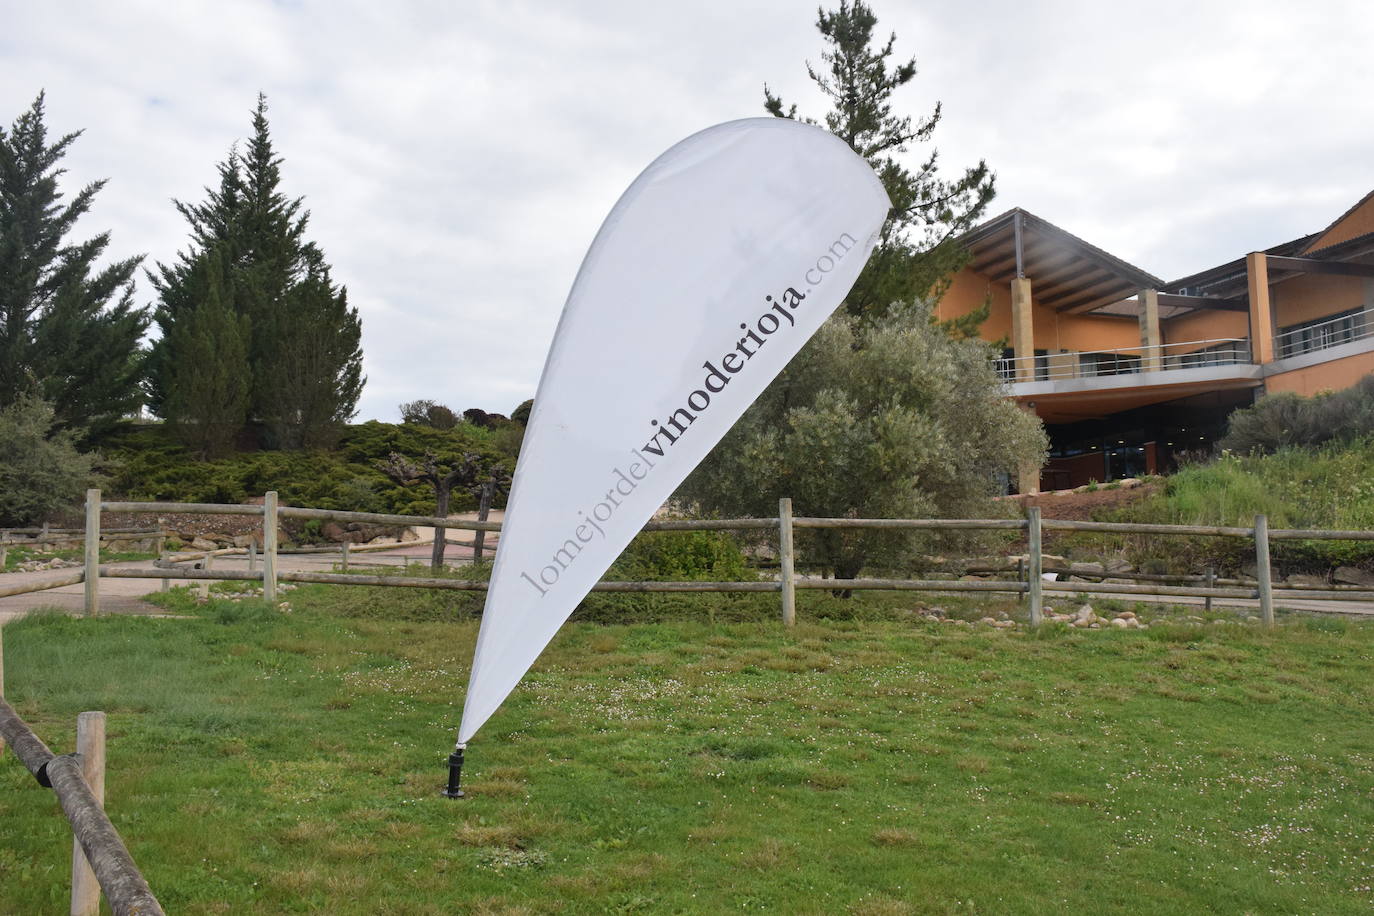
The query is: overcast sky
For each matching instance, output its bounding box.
[6,1,1373,420]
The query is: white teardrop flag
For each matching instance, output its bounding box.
[458,118,890,743]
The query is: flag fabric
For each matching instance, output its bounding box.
[458,117,889,743]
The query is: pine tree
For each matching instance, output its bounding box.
[148,94,364,449]
[0,93,147,436]
[764,1,995,318]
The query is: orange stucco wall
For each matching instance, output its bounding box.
[1271,272,1371,328]
[1162,309,1248,351]
[1304,193,1374,252]
[940,268,1139,352]
[1265,350,1374,396]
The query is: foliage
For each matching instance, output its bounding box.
[1086,438,1374,572]
[764,1,995,319]
[0,394,97,526]
[5,598,1374,912]
[399,399,459,430]
[147,94,363,450]
[376,450,511,569]
[1220,374,1374,454]
[574,530,759,622]
[97,419,512,516]
[0,93,148,436]
[511,398,533,425]
[159,245,251,457]
[678,303,1045,579]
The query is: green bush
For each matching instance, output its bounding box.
[1221,374,1374,454]
[95,420,513,515]
[574,530,761,623]
[1083,438,1374,573]
[0,394,98,526]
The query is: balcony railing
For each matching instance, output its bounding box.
[1276,307,1374,359]
[994,338,1251,383]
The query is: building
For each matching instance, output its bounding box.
[940,190,1374,493]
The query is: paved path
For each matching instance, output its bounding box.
[0,542,487,624]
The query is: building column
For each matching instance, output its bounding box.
[1246,252,1274,364]
[1010,277,1034,381]
[1137,288,1161,371]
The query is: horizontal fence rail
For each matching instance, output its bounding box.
[6,491,1374,625]
[0,698,164,916]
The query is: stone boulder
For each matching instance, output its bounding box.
[1334,566,1374,588]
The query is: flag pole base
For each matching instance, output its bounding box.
[443,744,466,799]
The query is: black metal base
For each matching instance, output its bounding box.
[442,747,466,799]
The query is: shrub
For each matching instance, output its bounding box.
[0,395,98,526]
[1084,438,1374,574]
[1221,375,1374,454]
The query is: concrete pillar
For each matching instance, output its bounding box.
[1138,288,1162,371]
[1010,277,1034,381]
[1247,252,1274,364]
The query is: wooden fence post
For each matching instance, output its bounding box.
[1255,514,1274,625]
[1204,566,1215,613]
[199,555,212,599]
[263,492,278,602]
[1026,506,1043,626]
[247,540,257,573]
[778,497,796,627]
[70,710,106,916]
[84,489,100,617]
[340,540,350,573]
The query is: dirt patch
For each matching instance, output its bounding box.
[1011,481,1161,522]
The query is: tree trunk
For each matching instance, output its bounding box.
[431,485,450,573]
[472,482,493,563]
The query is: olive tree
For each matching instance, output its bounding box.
[0,394,98,526]
[676,303,1045,582]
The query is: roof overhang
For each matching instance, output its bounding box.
[959,208,1163,315]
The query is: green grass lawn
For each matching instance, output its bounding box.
[2,589,1373,914]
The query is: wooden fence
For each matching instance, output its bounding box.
[0,692,164,915]
[5,490,1374,625]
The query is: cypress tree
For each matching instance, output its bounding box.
[0,93,147,436]
[148,94,364,449]
[764,1,996,319]
[161,245,251,458]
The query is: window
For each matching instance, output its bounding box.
[1278,308,1369,358]
[1078,351,1141,377]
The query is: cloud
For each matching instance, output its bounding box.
[5,0,1372,420]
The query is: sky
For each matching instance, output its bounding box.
[5,0,1373,421]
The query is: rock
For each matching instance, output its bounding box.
[1110,617,1129,629]
[993,620,1016,629]
[1125,617,1141,629]
[190,537,217,551]
[979,617,997,625]
[1114,610,1137,619]
[1069,562,1106,576]
[1073,605,1097,625]
[1286,574,1326,588]
[1104,559,1135,574]
[1334,566,1374,588]
[1117,477,1142,488]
